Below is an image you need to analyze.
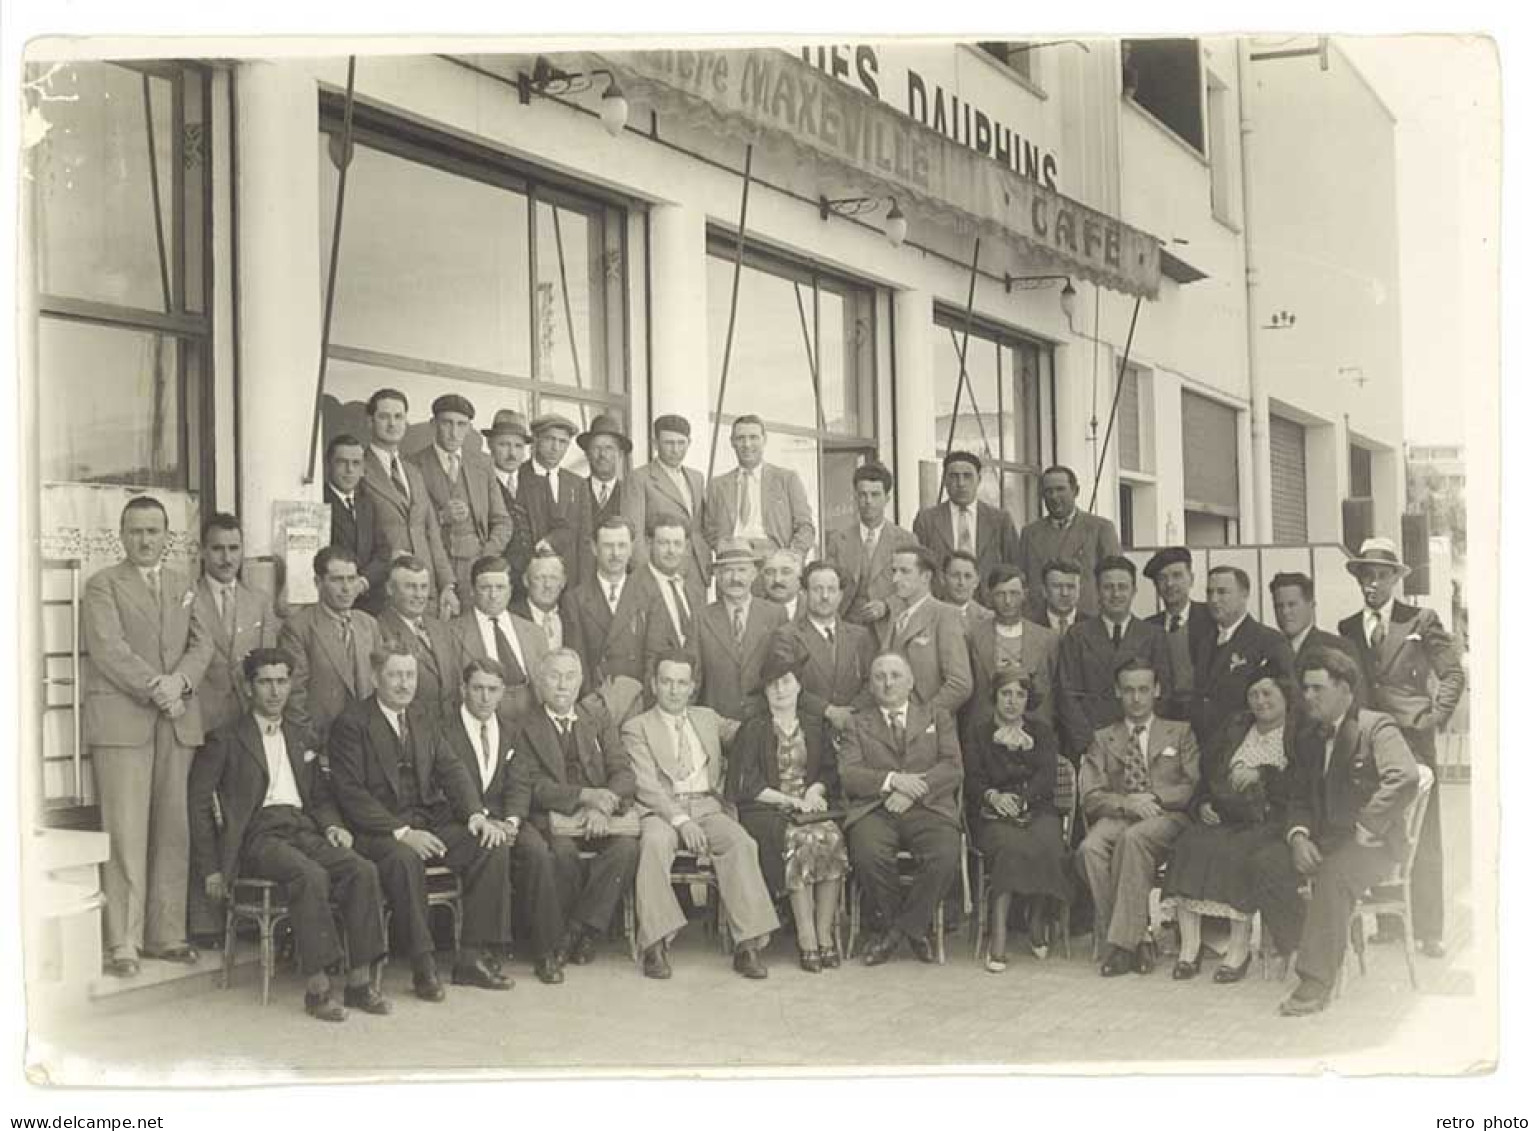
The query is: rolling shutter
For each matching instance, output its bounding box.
[1181,391,1239,517]
[1269,414,1308,542]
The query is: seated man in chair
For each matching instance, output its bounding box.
[621,650,779,981]
[190,648,392,1022]
[840,652,964,966]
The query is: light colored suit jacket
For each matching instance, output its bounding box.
[193,578,280,736]
[408,445,513,562]
[82,561,213,749]
[1339,600,1467,737]
[360,447,455,593]
[279,605,379,749]
[622,705,739,825]
[624,461,712,590]
[876,596,973,716]
[1018,509,1122,615]
[703,462,816,556]
[824,519,917,625]
[1080,715,1200,823]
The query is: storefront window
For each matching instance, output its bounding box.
[930,313,1052,526]
[705,238,881,532]
[31,60,212,491]
[318,118,629,469]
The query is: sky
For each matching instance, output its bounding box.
[1341,36,1499,447]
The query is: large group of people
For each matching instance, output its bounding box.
[79,387,1467,1025]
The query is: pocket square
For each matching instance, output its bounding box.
[1159,746,1178,759]
[181,591,196,609]
[303,748,318,763]
[1406,633,1423,642]
[914,635,931,646]
[1227,653,1248,672]
[924,723,936,735]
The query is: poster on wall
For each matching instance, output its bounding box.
[272,500,330,607]
[39,483,201,580]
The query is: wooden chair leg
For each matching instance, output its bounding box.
[222,907,237,990]
[258,920,273,1008]
[972,868,989,961]
[1056,898,1072,961]
[623,889,638,963]
[934,903,947,966]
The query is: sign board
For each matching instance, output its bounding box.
[273,500,330,606]
[40,483,200,579]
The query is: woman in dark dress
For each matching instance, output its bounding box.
[1163,667,1296,983]
[965,670,1072,973]
[727,649,849,973]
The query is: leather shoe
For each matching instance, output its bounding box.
[908,934,938,964]
[1213,955,1252,984]
[862,930,901,967]
[1134,940,1157,975]
[1418,939,1447,959]
[342,984,393,1015]
[564,928,597,966]
[535,956,565,985]
[733,947,769,980]
[103,957,140,979]
[642,943,672,980]
[1099,945,1135,977]
[453,955,514,991]
[1279,990,1331,1017]
[818,946,841,970]
[1172,957,1202,981]
[413,970,446,1003]
[799,949,823,974]
[304,991,348,1022]
[146,944,200,965]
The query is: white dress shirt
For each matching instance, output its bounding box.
[378,702,409,741]
[599,572,627,614]
[1216,613,1249,647]
[460,705,501,792]
[370,443,410,499]
[473,607,528,672]
[530,461,562,505]
[257,718,305,809]
[665,711,711,815]
[948,501,977,554]
[731,464,766,541]
[433,444,464,481]
[495,467,516,495]
[880,704,909,793]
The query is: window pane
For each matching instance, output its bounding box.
[818,283,875,437]
[534,198,616,391]
[707,255,818,429]
[766,430,822,537]
[320,139,532,376]
[1012,342,1043,467]
[40,318,182,486]
[931,326,1001,459]
[181,71,207,314]
[33,63,177,311]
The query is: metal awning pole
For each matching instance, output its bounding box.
[304,56,357,485]
[704,144,754,486]
[1089,295,1144,512]
[938,238,983,504]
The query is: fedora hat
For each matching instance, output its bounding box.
[481,409,531,442]
[711,538,763,570]
[1345,537,1412,579]
[576,413,633,454]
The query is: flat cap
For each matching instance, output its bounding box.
[653,414,692,438]
[530,413,578,437]
[431,393,476,420]
[942,449,983,472]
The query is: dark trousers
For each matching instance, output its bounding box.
[548,829,640,935]
[847,807,961,942]
[242,806,386,976]
[355,809,511,959]
[507,823,565,959]
[1403,727,1444,942]
[1247,835,1394,987]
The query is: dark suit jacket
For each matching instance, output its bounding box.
[1194,712,1298,826]
[327,696,482,835]
[1080,715,1200,822]
[509,596,575,653]
[1284,707,1419,856]
[360,447,455,595]
[586,475,640,540]
[375,607,463,726]
[1192,616,1295,747]
[1290,624,1350,664]
[1145,599,1218,720]
[838,698,963,827]
[326,484,390,609]
[770,617,875,719]
[703,462,817,554]
[509,462,594,585]
[1339,600,1466,739]
[438,710,528,820]
[1056,616,1174,757]
[448,609,549,727]
[408,446,513,564]
[562,569,658,693]
[517,705,637,831]
[639,569,707,682]
[696,598,789,720]
[728,706,837,808]
[623,461,712,592]
[193,578,281,736]
[1017,509,1122,615]
[962,713,1060,822]
[965,611,1058,735]
[824,519,917,626]
[279,605,379,749]
[189,715,343,883]
[911,500,1017,606]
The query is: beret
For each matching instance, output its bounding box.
[1143,546,1193,581]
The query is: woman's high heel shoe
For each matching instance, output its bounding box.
[818,946,841,970]
[1213,954,1252,984]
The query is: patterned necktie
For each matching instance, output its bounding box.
[674,716,697,779]
[736,470,752,527]
[1124,723,1150,793]
[145,568,161,606]
[541,611,560,648]
[341,494,354,516]
[731,605,746,644]
[338,612,353,650]
[886,710,905,751]
[957,508,973,554]
[864,525,879,560]
[596,480,611,508]
[397,709,411,753]
[1368,612,1385,650]
[669,577,692,641]
[390,454,410,502]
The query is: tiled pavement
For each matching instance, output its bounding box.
[26,785,1483,1082]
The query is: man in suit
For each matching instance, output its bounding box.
[517,649,641,969]
[1077,657,1201,977]
[695,540,788,720]
[358,388,459,619]
[911,450,1017,609]
[508,413,594,587]
[760,548,808,623]
[328,643,514,1000]
[514,548,571,654]
[1269,571,1350,661]
[1057,556,1174,763]
[638,516,706,669]
[1018,465,1122,616]
[770,560,875,737]
[189,649,391,1021]
[1142,546,1217,723]
[940,550,991,640]
[410,394,513,601]
[840,652,964,966]
[1033,558,1085,638]
[1190,566,1294,747]
[622,414,712,595]
[1339,538,1466,958]
[482,409,532,582]
[562,517,657,718]
[1245,647,1419,1015]
[578,414,639,542]
[325,432,388,612]
[622,650,778,980]
[703,414,816,560]
[280,546,379,750]
[444,656,565,985]
[450,555,549,728]
[375,555,462,729]
[824,462,916,629]
[875,547,973,719]
[83,496,214,977]
[966,564,1057,733]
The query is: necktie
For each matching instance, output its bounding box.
[263,721,280,738]
[886,711,905,750]
[493,619,527,684]
[390,454,410,502]
[895,607,913,638]
[669,577,692,641]
[145,569,161,605]
[541,611,560,648]
[1368,612,1385,650]
[674,716,698,779]
[736,470,752,527]
[398,710,411,753]
[863,525,879,560]
[1055,614,1068,637]
[480,721,493,784]
[821,624,835,648]
[341,494,354,516]
[957,508,973,554]
[338,612,353,650]
[596,480,611,508]
[1168,613,1182,634]
[731,605,746,644]
[220,585,236,636]
[1111,621,1124,649]
[1132,724,1147,769]
[608,581,621,611]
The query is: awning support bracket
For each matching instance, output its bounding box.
[1089,295,1144,512]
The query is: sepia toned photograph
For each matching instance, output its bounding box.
[8,23,1501,1088]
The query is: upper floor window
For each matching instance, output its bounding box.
[1122,38,1205,155]
[977,42,1039,88]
